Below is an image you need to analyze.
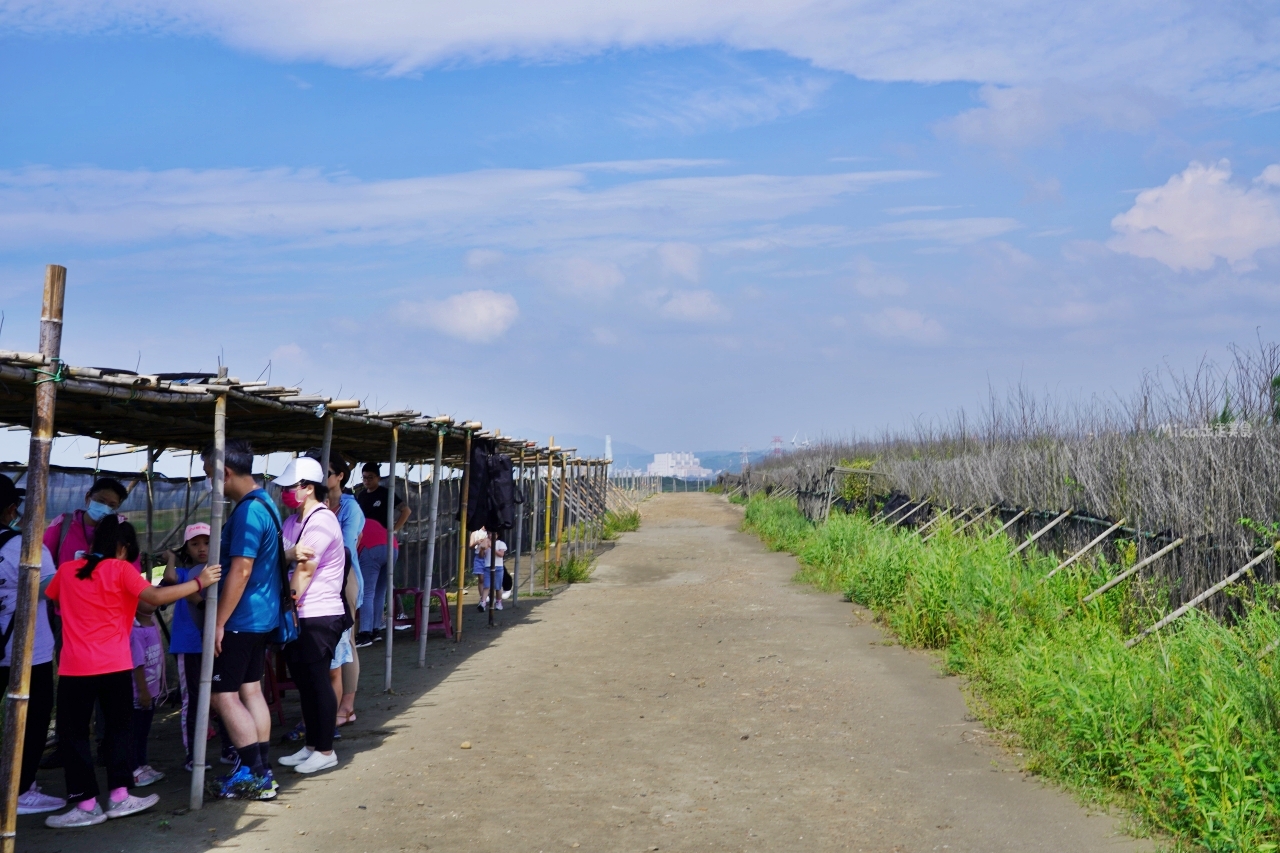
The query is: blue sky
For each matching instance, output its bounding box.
[0,2,1278,468]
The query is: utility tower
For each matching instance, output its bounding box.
[771,436,783,457]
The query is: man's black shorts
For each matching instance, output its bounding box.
[212,631,268,693]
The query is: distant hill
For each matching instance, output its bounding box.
[693,450,772,475]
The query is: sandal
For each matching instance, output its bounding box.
[336,712,357,727]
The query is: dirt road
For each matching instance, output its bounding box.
[25,493,1151,852]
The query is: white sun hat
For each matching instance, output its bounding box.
[275,456,325,488]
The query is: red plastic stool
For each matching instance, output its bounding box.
[393,588,424,640]
[262,649,296,726]
[426,589,453,639]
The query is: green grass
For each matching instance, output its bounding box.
[742,495,1280,852]
[603,509,641,540]
[549,553,596,584]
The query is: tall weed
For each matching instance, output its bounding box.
[743,494,1280,852]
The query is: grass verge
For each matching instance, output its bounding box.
[743,495,1280,852]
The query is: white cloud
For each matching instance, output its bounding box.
[864,217,1021,245]
[0,165,927,250]
[400,290,518,342]
[3,2,1277,109]
[528,256,624,296]
[465,249,504,269]
[1109,160,1280,272]
[849,256,907,297]
[939,83,1163,147]
[567,159,726,173]
[863,307,945,344]
[661,290,725,322]
[658,242,701,282]
[270,342,305,362]
[622,76,829,133]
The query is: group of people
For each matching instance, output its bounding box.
[0,438,413,830]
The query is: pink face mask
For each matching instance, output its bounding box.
[281,488,304,509]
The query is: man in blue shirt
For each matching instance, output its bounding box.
[202,438,282,799]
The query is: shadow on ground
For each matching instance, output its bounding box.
[19,585,562,851]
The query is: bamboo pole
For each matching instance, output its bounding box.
[144,447,156,575]
[0,266,64,851]
[191,366,228,809]
[544,441,554,589]
[915,506,952,538]
[1081,538,1185,604]
[528,452,539,599]
[555,452,567,567]
[874,500,911,525]
[986,508,1027,541]
[923,505,972,542]
[954,504,995,536]
[1127,546,1276,648]
[455,430,472,641]
[319,412,333,485]
[1012,510,1072,556]
[1041,518,1127,582]
[512,447,525,609]
[383,428,398,689]
[418,426,444,666]
[891,501,927,528]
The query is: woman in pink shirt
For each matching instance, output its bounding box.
[44,516,220,829]
[274,457,349,776]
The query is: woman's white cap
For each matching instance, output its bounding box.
[275,457,325,488]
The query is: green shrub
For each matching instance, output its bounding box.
[603,509,641,540]
[550,553,595,584]
[742,494,1280,852]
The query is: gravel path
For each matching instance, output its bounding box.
[25,493,1153,852]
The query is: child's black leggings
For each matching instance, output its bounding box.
[56,670,133,804]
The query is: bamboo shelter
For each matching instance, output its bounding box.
[0,266,599,842]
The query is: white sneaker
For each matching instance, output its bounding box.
[105,792,159,819]
[17,783,65,815]
[495,599,503,611]
[277,746,314,767]
[45,802,106,828]
[293,749,338,774]
[132,765,165,787]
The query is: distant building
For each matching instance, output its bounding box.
[647,452,712,478]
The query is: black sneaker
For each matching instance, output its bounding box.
[354,632,374,648]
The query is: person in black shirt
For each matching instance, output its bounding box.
[353,464,411,645]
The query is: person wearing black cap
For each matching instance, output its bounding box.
[0,473,65,814]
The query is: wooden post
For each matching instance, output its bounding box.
[418,427,444,667]
[454,430,472,641]
[1041,518,1126,582]
[1127,546,1276,648]
[528,451,539,599]
[191,366,228,809]
[0,266,64,851]
[1012,510,1072,556]
[144,447,155,576]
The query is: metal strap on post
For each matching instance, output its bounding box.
[1127,546,1276,648]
